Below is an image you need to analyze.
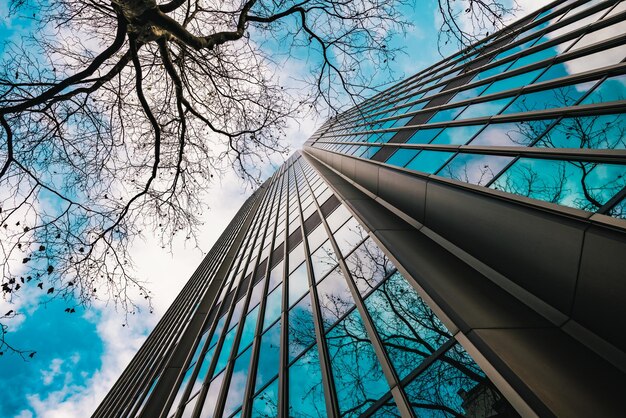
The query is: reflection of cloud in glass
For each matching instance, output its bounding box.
[438,153,514,186]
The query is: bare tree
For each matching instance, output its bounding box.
[0,0,518,356]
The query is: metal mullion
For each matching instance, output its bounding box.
[239,166,286,418]
[292,159,341,418]
[295,158,415,418]
[278,164,292,418]
[188,185,275,418]
[212,176,280,418]
[167,183,278,418]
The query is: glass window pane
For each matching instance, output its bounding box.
[255,320,281,392]
[263,286,282,331]
[456,97,512,119]
[200,371,225,418]
[326,205,352,233]
[191,345,216,394]
[428,106,466,124]
[536,44,626,83]
[215,327,237,374]
[327,309,390,416]
[288,345,327,417]
[288,262,309,307]
[501,80,596,114]
[250,378,279,417]
[608,196,626,219]
[385,148,419,167]
[288,243,305,273]
[223,346,253,417]
[364,273,451,379]
[481,69,542,96]
[491,158,626,212]
[267,261,283,293]
[470,119,554,147]
[306,223,328,254]
[581,74,626,105]
[431,125,484,145]
[437,153,514,186]
[407,128,443,144]
[406,151,455,174]
[403,344,516,417]
[537,114,626,149]
[288,293,316,362]
[334,217,367,257]
[316,267,354,331]
[345,238,396,297]
[310,240,338,282]
[238,306,259,354]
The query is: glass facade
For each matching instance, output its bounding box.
[308,0,626,217]
[96,1,626,417]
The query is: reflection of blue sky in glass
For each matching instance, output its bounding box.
[288,344,327,417]
[438,153,514,186]
[470,119,554,147]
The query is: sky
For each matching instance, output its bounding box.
[0,1,542,416]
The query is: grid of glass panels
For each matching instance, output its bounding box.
[161,153,519,418]
[307,0,626,219]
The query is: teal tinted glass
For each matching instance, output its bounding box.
[582,74,626,104]
[250,378,278,417]
[222,346,253,417]
[215,327,237,374]
[450,84,488,103]
[491,158,626,212]
[316,267,354,331]
[609,197,626,219]
[431,124,484,145]
[345,238,395,297]
[404,344,516,416]
[470,119,554,146]
[255,320,281,392]
[263,286,282,331]
[191,345,216,394]
[327,309,390,416]
[481,69,542,96]
[501,80,596,114]
[406,151,455,174]
[370,402,402,417]
[364,273,451,379]
[438,153,514,186]
[288,344,327,417]
[472,60,513,82]
[537,114,626,149]
[407,128,443,144]
[237,306,259,354]
[508,41,572,71]
[428,106,465,123]
[385,148,419,167]
[456,97,512,119]
[288,293,315,361]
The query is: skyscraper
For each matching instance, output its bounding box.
[96,0,626,416]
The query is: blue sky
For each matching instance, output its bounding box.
[0,1,539,416]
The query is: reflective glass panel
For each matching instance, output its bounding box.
[581,74,626,105]
[326,309,390,416]
[310,240,338,282]
[288,293,316,361]
[438,153,514,186]
[334,217,367,257]
[364,273,451,379]
[469,119,554,147]
[250,378,279,417]
[407,128,443,144]
[608,197,626,219]
[200,371,225,418]
[263,286,282,331]
[288,345,327,417]
[345,238,395,297]
[288,262,309,307]
[403,344,516,417]
[316,267,354,331]
[255,320,281,392]
[406,151,455,174]
[238,306,259,354]
[223,346,253,417]
[386,148,419,167]
[456,97,512,119]
[535,44,626,83]
[501,80,596,114]
[191,345,216,394]
[491,158,626,212]
[480,69,542,96]
[431,125,484,145]
[537,114,626,149]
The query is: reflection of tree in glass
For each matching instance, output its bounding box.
[493,112,626,212]
[345,238,396,295]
